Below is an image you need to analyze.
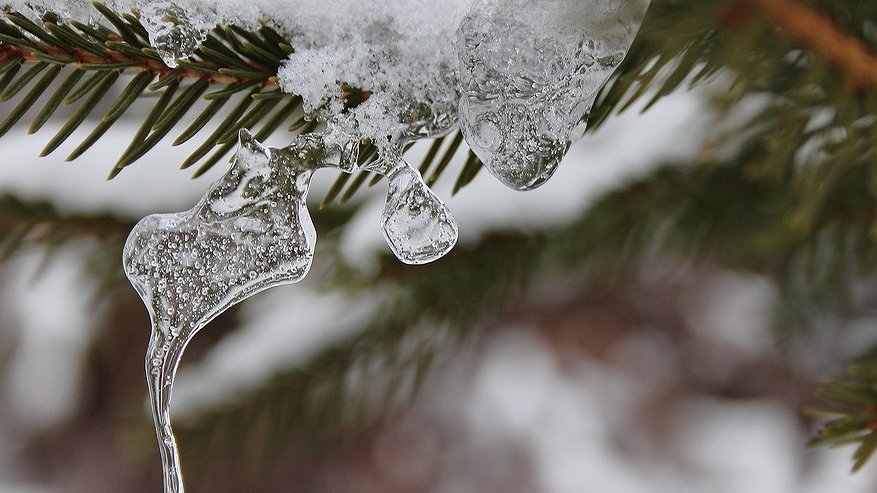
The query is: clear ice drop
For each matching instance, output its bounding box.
[366,155,459,265]
[123,130,332,493]
[457,0,646,191]
[140,1,208,68]
[322,115,367,173]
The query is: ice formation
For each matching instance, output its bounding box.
[139,1,209,67]
[21,0,650,490]
[122,130,354,492]
[3,0,644,172]
[365,153,459,265]
[457,0,646,190]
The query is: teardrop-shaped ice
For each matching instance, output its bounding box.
[123,130,323,493]
[140,1,208,68]
[457,0,647,190]
[378,158,458,264]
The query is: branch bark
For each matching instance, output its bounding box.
[750,0,877,89]
[0,42,267,87]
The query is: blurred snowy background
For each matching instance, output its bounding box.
[0,85,875,493]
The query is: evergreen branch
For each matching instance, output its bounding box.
[0,31,259,86]
[588,0,724,130]
[0,3,305,177]
[1,0,876,477]
[0,3,487,200]
[0,194,132,260]
[3,0,875,208]
[811,364,877,472]
[591,0,877,130]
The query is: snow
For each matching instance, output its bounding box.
[0,244,100,432]
[673,398,800,493]
[682,271,779,358]
[6,0,473,142]
[276,0,468,141]
[425,328,877,493]
[4,0,647,168]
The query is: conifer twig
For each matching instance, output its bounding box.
[0,42,269,87]
[746,0,877,90]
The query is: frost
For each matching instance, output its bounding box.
[457,0,647,190]
[139,1,208,68]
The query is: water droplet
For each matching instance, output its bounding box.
[374,157,458,264]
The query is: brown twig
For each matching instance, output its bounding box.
[748,0,877,90]
[0,41,377,104]
[0,41,274,87]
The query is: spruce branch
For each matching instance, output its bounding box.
[3,1,877,203]
[0,4,306,177]
[812,364,877,472]
[0,2,485,201]
[0,33,265,87]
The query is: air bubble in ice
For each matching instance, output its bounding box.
[140,1,208,68]
[457,0,646,190]
[123,129,352,493]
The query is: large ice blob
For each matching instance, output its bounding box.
[457,0,647,190]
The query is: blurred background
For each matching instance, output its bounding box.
[0,80,876,492]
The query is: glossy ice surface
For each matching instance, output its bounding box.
[457,0,645,190]
[365,155,459,265]
[123,130,344,492]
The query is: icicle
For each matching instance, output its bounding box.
[364,151,458,265]
[456,0,646,191]
[140,1,208,68]
[122,129,351,493]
